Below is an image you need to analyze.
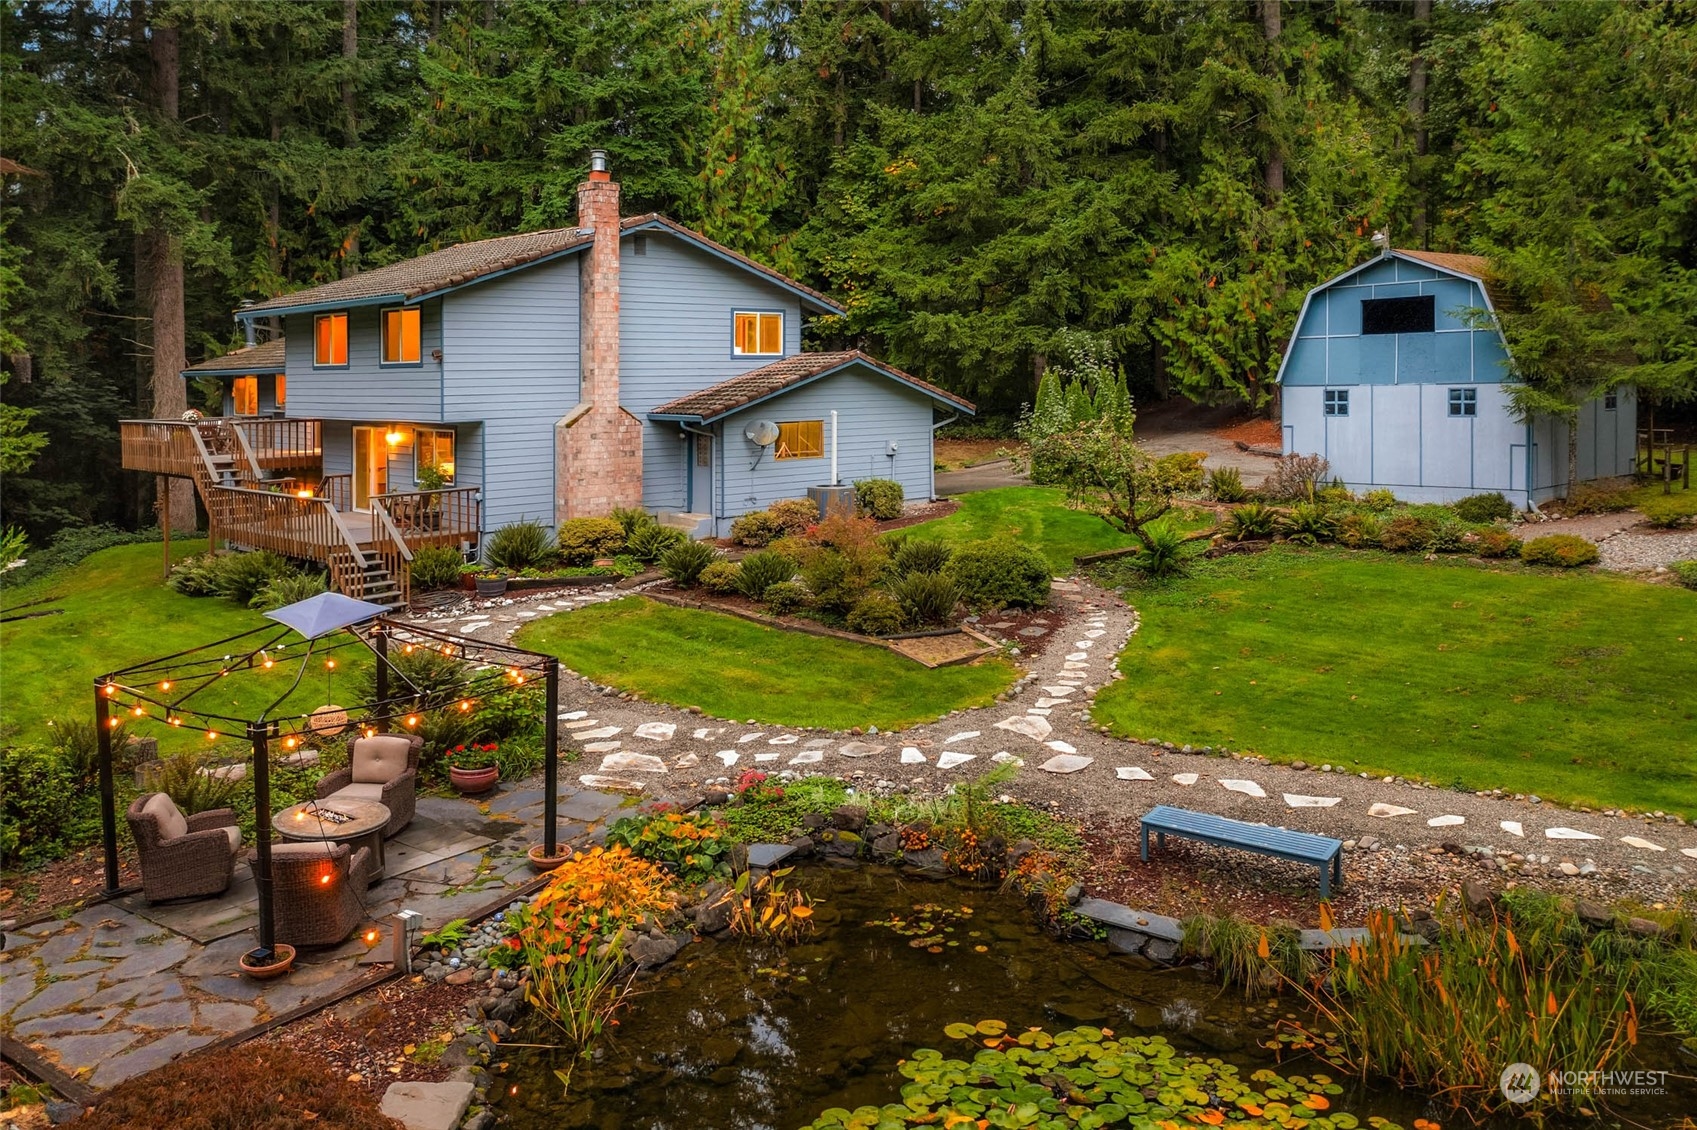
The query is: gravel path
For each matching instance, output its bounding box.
[395,579,1696,913]
[1513,510,1697,573]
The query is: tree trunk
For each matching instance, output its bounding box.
[1261,0,1284,197]
[340,0,361,277]
[144,15,195,532]
[1567,413,1580,499]
[1409,0,1431,243]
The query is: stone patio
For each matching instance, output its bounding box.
[0,783,625,1091]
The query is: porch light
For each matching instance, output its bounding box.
[385,426,406,446]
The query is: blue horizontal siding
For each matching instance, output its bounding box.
[283,301,444,421]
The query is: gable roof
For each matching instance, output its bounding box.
[181,338,287,378]
[237,215,842,318]
[648,350,975,423]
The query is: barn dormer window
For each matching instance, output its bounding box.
[1361,295,1435,335]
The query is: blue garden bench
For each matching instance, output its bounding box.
[1139,804,1344,898]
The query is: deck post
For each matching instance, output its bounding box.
[159,479,171,580]
[374,627,389,733]
[250,722,276,956]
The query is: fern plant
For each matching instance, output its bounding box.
[1226,503,1276,541]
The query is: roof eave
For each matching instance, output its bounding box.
[403,242,593,304]
[181,365,285,379]
[237,293,407,320]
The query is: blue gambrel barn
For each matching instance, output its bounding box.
[1276,249,1635,508]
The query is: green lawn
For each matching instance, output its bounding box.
[1,541,371,749]
[1093,549,1697,816]
[515,596,1017,731]
[900,487,1137,572]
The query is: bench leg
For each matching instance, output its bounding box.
[1140,823,1150,863]
[1333,852,1343,890]
[1319,862,1329,900]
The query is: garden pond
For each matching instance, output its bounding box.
[490,866,1695,1129]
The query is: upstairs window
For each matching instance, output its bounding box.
[382,307,422,364]
[231,376,259,416]
[1324,389,1350,417]
[775,420,823,460]
[314,313,349,367]
[734,311,783,356]
[1448,387,1477,417]
[1361,294,1435,335]
[274,373,286,409]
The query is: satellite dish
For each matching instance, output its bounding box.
[744,420,780,447]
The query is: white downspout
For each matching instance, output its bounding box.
[830,410,839,486]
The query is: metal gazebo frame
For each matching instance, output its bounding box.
[94,608,563,960]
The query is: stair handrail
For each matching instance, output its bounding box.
[368,496,415,605]
[225,419,264,479]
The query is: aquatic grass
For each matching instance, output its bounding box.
[1182,913,1314,995]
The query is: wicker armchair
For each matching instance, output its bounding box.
[127,793,241,902]
[266,840,376,947]
[315,733,421,837]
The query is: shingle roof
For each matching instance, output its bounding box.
[648,350,975,422]
[1394,249,1507,308]
[181,338,287,377]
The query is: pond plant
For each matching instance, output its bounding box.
[728,865,815,941]
[604,807,730,885]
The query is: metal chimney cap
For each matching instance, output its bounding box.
[589,149,608,174]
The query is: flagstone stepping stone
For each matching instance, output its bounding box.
[1027,708,1051,717]
[768,734,799,745]
[1500,821,1524,837]
[674,752,699,769]
[599,751,667,774]
[1038,753,1093,774]
[1427,814,1465,828]
[754,752,779,763]
[579,775,644,793]
[1062,662,1089,671]
[633,722,675,741]
[516,611,537,618]
[737,733,764,743]
[1682,848,1697,860]
[575,726,621,740]
[1041,686,1076,697]
[936,752,976,770]
[1171,773,1199,785]
[1545,827,1601,840]
[716,751,739,766]
[558,710,589,721]
[1220,779,1267,798]
[788,751,823,766]
[995,715,1052,740]
[1085,629,1106,639]
[900,747,927,764]
[583,740,622,753]
[943,731,980,744]
[692,727,724,741]
[1066,652,1089,661]
[837,742,885,758]
[1035,698,1071,709]
[1368,803,1417,818]
[1073,640,1093,649]
[1283,794,1341,808]
[1044,740,1077,754]
[1620,836,1665,851]
[1116,766,1155,781]
[563,719,601,730]
[991,752,1024,765]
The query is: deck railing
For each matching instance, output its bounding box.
[371,486,482,548]
[204,485,369,570]
[121,417,322,479]
[318,473,353,512]
[119,420,213,478]
[232,418,322,471]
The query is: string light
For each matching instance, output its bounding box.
[205,730,219,741]
[170,717,182,727]
[108,717,121,729]
[458,699,473,712]
[319,873,332,885]
[326,659,337,671]
[403,644,414,655]
[283,736,299,750]
[102,683,116,697]
[131,705,146,717]
[363,928,380,945]
[159,680,172,692]
[404,715,418,728]
[262,653,274,669]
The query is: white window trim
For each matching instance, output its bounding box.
[732,310,785,357]
[313,312,350,369]
[380,306,424,367]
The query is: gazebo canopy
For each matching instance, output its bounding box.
[264,591,391,640]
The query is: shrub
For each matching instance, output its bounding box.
[801,513,890,613]
[729,509,782,547]
[1335,512,1382,549]
[1475,528,1522,558]
[947,541,1050,609]
[0,746,80,867]
[798,547,856,614]
[1205,466,1248,502]
[1454,491,1514,523]
[853,478,905,520]
[846,592,908,636]
[485,519,556,571]
[360,646,468,709]
[889,571,961,625]
[1639,495,1694,529]
[1563,482,1634,514]
[766,534,812,563]
[762,579,811,616]
[1128,521,1190,577]
[1378,513,1434,552]
[769,497,822,535]
[249,570,329,611]
[735,550,795,600]
[410,544,466,590]
[77,1044,398,1130]
[1672,560,1697,590]
[699,560,741,594]
[1316,481,1355,506]
[556,517,626,564]
[892,537,952,577]
[1259,453,1331,500]
[1225,502,1276,541]
[212,551,297,605]
[1278,502,1335,545]
[48,716,117,787]
[1520,533,1599,568]
[1154,451,1206,494]
[1424,515,1470,553]
[659,539,718,586]
[626,523,686,564]
[1362,488,1399,512]
[165,552,225,596]
[157,750,243,816]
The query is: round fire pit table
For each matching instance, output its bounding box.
[272,798,391,882]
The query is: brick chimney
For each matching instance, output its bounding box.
[556,149,644,522]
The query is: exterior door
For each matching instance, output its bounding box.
[351,426,388,510]
[690,433,714,514]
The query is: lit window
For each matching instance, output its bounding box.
[382,307,422,364]
[1323,389,1349,417]
[1603,392,1618,411]
[232,376,259,416]
[314,313,348,366]
[774,420,823,460]
[416,427,456,484]
[733,312,783,356]
[1448,388,1477,417]
[274,373,286,409]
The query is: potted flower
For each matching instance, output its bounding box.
[475,570,508,597]
[414,463,448,531]
[447,743,500,793]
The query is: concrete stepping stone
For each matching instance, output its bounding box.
[754,752,779,762]
[837,742,885,758]
[1044,740,1077,754]
[737,733,764,743]
[1220,779,1267,798]
[768,734,799,745]
[1085,629,1106,638]
[1035,698,1071,709]
[633,722,675,741]
[558,710,589,721]
[943,731,980,745]
[994,715,1052,740]
[1171,773,1199,786]
[692,727,724,741]
[1283,794,1341,808]
[381,1080,476,1130]
[578,774,644,793]
[674,752,699,769]
[563,719,602,730]
[1427,814,1465,828]
[599,751,667,774]
[1369,803,1417,818]
[991,752,1024,766]
[1040,686,1076,697]
[1545,827,1601,840]
[900,747,927,764]
[516,610,536,618]
[936,751,976,770]
[788,751,823,766]
[1620,836,1665,851]
[575,726,621,740]
[1116,766,1155,781]
[1066,652,1089,661]
[715,751,739,766]
[1500,821,1525,837]
[1038,753,1093,774]
[583,741,621,754]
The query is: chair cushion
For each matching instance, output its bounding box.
[269,841,344,860]
[351,735,412,785]
[142,793,188,842]
[327,782,385,802]
[222,826,241,852]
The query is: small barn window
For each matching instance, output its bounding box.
[1448,388,1477,417]
[1603,392,1618,411]
[1324,389,1350,417]
[633,234,648,256]
[775,420,823,460]
[1361,295,1435,335]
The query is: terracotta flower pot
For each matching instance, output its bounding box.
[450,765,500,794]
[528,844,572,872]
[239,943,295,980]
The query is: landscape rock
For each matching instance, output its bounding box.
[831,805,869,832]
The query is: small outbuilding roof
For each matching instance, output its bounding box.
[648,350,975,423]
[181,338,287,378]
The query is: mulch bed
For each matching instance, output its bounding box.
[704,499,959,550]
[1210,417,1282,449]
[1,845,142,925]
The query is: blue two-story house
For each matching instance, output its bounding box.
[123,152,972,603]
[1276,248,1635,508]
